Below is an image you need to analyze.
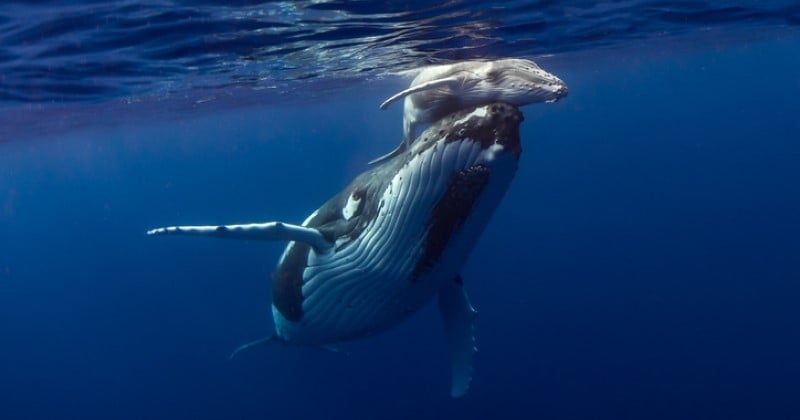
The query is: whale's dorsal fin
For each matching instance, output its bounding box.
[379,76,460,110]
[438,275,477,398]
[147,221,332,253]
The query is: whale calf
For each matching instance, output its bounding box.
[371,58,567,164]
[149,102,527,397]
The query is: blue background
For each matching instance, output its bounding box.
[1,36,799,419]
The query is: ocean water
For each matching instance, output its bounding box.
[1,1,800,419]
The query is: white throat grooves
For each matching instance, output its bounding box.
[293,139,483,342]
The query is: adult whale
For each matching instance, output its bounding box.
[371,58,568,164]
[149,103,526,397]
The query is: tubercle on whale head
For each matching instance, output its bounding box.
[544,86,568,104]
[439,102,524,156]
[402,102,523,163]
[552,77,569,100]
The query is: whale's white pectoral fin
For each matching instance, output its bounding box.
[147,221,332,253]
[438,276,477,398]
[379,77,460,110]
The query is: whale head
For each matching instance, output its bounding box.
[464,58,568,105]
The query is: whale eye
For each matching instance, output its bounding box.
[342,190,364,220]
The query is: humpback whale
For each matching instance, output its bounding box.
[371,58,567,164]
[148,102,526,397]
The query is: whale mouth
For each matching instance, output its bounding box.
[546,83,568,102]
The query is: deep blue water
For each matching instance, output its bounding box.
[2,1,800,419]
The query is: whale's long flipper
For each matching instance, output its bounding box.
[147,221,332,253]
[438,276,477,398]
[379,77,460,110]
